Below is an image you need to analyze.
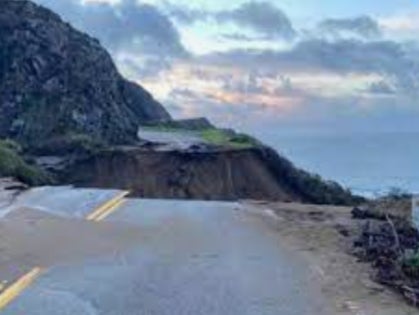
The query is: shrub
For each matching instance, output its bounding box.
[0,139,50,185]
[402,251,419,279]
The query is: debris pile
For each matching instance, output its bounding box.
[353,206,419,306]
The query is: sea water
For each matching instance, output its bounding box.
[256,131,419,198]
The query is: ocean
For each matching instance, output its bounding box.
[254,131,419,197]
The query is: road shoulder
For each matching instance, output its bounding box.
[244,201,417,315]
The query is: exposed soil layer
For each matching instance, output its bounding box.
[58,146,358,205]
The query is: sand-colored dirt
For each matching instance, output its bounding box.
[245,201,418,315]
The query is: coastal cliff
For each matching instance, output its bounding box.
[0,0,360,205]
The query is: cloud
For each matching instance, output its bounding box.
[379,12,419,33]
[318,16,382,39]
[222,73,267,95]
[34,0,188,57]
[117,55,173,79]
[216,2,296,40]
[167,1,296,41]
[367,81,396,95]
[220,33,268,42]
[200,39,419,95]
[164,2,208,25]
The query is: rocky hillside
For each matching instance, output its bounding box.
[0,0,170,147]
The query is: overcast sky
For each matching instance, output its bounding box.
[34,0,419,136]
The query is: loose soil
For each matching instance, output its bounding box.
[245,201,418,315]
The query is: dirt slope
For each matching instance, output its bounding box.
[59,146,358,205]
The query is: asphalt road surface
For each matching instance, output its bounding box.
[2,196,334,315]
[138,128,204,150]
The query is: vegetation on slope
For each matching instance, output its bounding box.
[0,139,49,185]
[259,147,364,205]
[27,132,105,156]
[200,129,259,149]
[141,125,259,149]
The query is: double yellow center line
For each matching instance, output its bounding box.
[0,190,129,311]
[86,191,129,222]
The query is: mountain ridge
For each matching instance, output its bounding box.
[0,0,171,147]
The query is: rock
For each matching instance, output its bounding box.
[0,177,28,191]
[0,0,171,148]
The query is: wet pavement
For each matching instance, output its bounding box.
[1,198,334,315]
[0,186,125,219]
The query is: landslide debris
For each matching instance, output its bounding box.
[353,199,419,307]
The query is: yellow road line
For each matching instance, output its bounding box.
[93,198,126,222]
[0,191,129,310]
[0,267,44,310]
[86,191,129,221]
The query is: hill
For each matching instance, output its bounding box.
[0,0,170,147]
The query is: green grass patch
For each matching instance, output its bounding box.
[140,126,258,149]
[200,129,258,149]
[0,139,49,185]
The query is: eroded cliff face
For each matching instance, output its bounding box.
[59,146,358,205]
[59,148,298,201]
[0,0,170,146]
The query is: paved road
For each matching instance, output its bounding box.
[2,198,333,315]
[138,129,204,150]
[0,186,124,219]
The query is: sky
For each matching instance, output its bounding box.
[33,0,419,136]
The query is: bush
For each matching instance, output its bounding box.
[402,251,419,279]
[27,133,105,156]
[0,139,50,185]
